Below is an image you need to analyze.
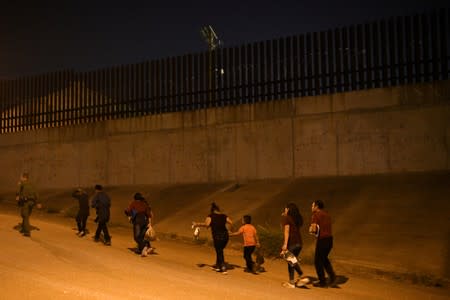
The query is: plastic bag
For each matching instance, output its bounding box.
[144,225,156,241]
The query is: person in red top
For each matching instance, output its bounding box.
[280,202,306,288]
[125,192,154,257]
[230,215,260,274]
[309,199,336,287]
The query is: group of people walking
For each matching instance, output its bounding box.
[16,173,153,255]
[279,200,336,288]
[192,201,336,288]
[70,184,113,245]
[16,172,336,289]
[71,186,154,255]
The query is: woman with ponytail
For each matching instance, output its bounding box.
[193,202,233,273]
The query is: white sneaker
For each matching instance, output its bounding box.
[296,277,310,286]
[141,246,149,257]
[282,282,295,289]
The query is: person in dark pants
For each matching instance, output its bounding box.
[192,202,233,273]
[309,199,336,287]
[72,188,90,237]
[125,192,154,257]
[280,202,307,288]
[15,172,41,237]
[91,184,111,246]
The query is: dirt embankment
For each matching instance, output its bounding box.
[1,172,449,286]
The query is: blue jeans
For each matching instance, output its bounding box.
[133,221,150,252]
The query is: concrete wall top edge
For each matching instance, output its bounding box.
[1,80,448,144]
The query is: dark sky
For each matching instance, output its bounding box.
[0,0,448,79]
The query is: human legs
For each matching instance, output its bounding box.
[76,213,88,234]
[133,222,149,252]
[287,245,303,283]
[322,237,336,283]
[243,246,256,271]
[94,223,101,240]
[95,221,111,244]
[76,213,82,232]
[101,222,111,243]
[20,202,33,236]
[314,237,334,285]
[213,237,228,271]
[80,214,88,234]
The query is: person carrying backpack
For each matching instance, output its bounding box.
[125,192,154,256]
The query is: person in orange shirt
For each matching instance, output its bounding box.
[230,215,260,274]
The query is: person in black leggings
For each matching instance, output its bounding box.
[193,202,233,273]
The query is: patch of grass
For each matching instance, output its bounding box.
[338,261,449,288]
[385,271,447,288]
[257,225,283,258]
[256,225,314,264]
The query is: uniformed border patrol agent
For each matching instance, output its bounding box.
[15,172,40,237]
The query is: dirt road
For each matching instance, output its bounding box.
[0,212,447,300]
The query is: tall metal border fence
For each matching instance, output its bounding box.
[0,9,448,133]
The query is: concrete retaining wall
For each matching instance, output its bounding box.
[0,81,449,190]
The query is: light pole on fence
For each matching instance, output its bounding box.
[200,25,221,106]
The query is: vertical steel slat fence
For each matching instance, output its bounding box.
[0,9,448,133]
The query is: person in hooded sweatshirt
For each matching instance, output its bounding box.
[125,192,154,256]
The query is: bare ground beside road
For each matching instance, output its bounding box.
[1,172,449,299]
[0,212,449,300]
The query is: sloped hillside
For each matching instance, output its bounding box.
[1,172,448,283]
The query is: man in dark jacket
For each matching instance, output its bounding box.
[72,188,90,237]
[125,192,154,256]
[91,184,111,245]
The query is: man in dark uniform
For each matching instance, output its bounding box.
[72,188,90,237]
[91,184,111,245]
[15,172,41,237]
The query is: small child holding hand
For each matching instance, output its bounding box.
[229,215,260,274]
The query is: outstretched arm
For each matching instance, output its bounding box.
[229,229,241,237]
[192,216,211,228]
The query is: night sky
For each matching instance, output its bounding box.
[1,0,448,79]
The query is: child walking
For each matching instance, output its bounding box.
[230,215,260,274]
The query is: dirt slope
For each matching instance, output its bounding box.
[0,213,449,300]
[1,171,449,285]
